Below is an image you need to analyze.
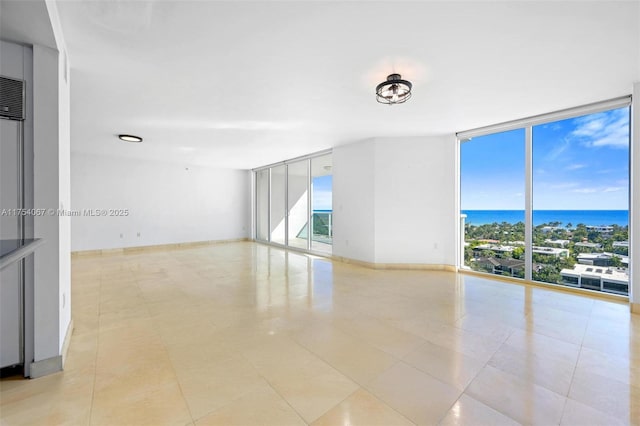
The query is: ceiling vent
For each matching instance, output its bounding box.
[0,76,26,121]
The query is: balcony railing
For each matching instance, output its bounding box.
[296,210,333,244]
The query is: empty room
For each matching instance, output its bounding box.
[0,0,639,425]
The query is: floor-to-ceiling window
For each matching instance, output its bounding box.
[254,150,332,255]
[287,160,309,250]
[460,129,526,278]
[270,165,286,245]
[531,107,630,294]
[256,169,269,241]
[460,98,631,296]
[311,154,333,254]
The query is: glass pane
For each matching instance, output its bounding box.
[532,107,629,295]
[256,169,269,241]
[287,160,309,250]
[311,154,332,253]
[270,165,286,245]
[460,129,526,278]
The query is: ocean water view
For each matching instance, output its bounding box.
[462,210,628,226]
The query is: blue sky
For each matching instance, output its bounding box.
[313,175,332,210]
[461,107,630,210]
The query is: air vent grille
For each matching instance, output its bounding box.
[0,76,25,120]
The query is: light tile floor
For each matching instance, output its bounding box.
[1,241,639,425]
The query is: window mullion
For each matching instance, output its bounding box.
[525,126,533,281]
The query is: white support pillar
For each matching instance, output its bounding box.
[631,82,640,314]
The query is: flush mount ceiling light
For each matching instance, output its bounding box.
[376,73,412,105]
[118,134,143,143]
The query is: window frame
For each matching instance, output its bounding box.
[457,96,632,297]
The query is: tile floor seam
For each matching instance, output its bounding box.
[461,366,530,425]
[359,357,402,394]
[252,372,311,425]
[86,276,103,426]
[434,394,466,426]
[255,335,366,420]
[569,365,640,415]
[288,331,402,390]
[558,393,571,425]
[316,386,418,426]
[565,341,585,401]
[155,332,198,424]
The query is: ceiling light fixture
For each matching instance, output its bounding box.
[118,134,143,143]
[376,73,412,105]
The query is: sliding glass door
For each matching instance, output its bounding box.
[256,169,269,241]
[311,154,332,253]
[287,160,309,250]
[254,151,332,255]
[270,165,286,245]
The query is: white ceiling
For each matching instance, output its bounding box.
[49,1,640,168]
[0,0,56,49]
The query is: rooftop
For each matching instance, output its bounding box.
[561,264,629,282]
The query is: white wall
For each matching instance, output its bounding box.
[333,139,376,263]
[332,136,457,266]
[71,152,250,251]
[374,136,457,265]
[57,47,71,353]
[32,44,65,362]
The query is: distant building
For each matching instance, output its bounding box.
[577,252,628,267]
[560,264,628,295]
[544,239,570,247]
[612,241,629,254]
[540,226,561,234]
[473,244,515,258]
[574,242,602,250]
[586,225,614,235]
[474,257,524,276]
[532,246,569,258]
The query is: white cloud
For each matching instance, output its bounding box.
[571,186,624,194]
[566,163,586,170]
[572,188,598,194]
[545,138,571,160]
[571,117,606,137]
[550,182,580,190]
[570,108,629,149]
